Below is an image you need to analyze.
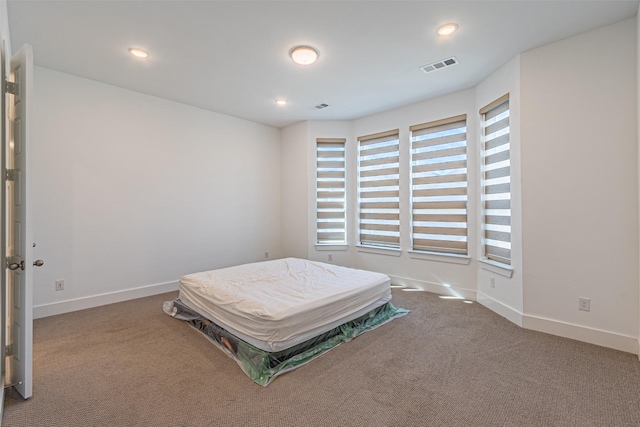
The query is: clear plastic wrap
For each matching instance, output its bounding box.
[163,299,409,386]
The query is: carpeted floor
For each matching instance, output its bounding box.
[3,288,640,426]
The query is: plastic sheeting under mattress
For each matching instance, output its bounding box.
[163,298,409,386]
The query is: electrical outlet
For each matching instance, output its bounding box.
[328,254,333,262]
[264,251,269,259]
[578,297,591,312]
[55,280,64,291]
[490,277,496,288]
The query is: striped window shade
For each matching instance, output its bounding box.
[316,138,347,244]
[410,115,468,255]
[480,94,511,265]
[357,130,400,248]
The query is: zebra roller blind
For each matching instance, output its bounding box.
[480,94,511,265]
[316,138,346,244]
[357,130,400,248]
[410,114,468,255]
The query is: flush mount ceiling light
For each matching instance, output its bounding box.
[436,23,458,36]
[128,47,149,58]
[275,99,287,106]
[289,46,319,65]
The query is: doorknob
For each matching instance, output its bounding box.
[8,261,24,271]
[33,259,44,267]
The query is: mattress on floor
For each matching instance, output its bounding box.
[178,257,392,352]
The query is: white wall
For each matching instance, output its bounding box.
[305,120,354,267]
[520,18,638,352]
[283,17,640,354]
[25,11,640,354]
[351,90,478,298]
[32,67,282,317]
[281,120,308,258]
[474,56,524,325]
[636,5,640,358]
[299,91,479,300]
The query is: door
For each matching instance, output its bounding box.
[3,43,34,401]
[0,39,7,415]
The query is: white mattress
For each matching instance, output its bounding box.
[178,257,391,352]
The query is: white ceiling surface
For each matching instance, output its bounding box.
[7,1,639,128]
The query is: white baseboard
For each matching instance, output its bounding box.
[33,280,179,319]
[388,274,476,300]
[476,292,523,327]
[32,277,640,357]
[522,314,638,354]
[475,291,637,354]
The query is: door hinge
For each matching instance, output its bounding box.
[5,169,15,181]
[4,344,12,357]
[4,80,17,95]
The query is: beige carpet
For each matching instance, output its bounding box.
[3,289,640,426]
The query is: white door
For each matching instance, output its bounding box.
[3,43,34,401]
[0,39,7,415]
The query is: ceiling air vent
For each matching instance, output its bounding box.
[420,57,458,74]
[314,103,329,110]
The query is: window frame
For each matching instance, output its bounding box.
[315,138,347,246]
[409,114,469,257]
[356,129,401,250]
[480,94,512,266]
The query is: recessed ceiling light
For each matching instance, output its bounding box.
[275,99,287,106]
[128,48,149,58]
[437,23,458,36]
[290,46,319,65]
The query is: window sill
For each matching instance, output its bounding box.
[478,258,513,278]
[315,244,349,252]
[356,245,402,257]
[407,250,471,265]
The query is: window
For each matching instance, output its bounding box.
[357,130,400,249]
[410,115,468,255]
[480,94,511,265]
[316,138,347,244]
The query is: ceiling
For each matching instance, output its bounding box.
[7,1,639,128]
